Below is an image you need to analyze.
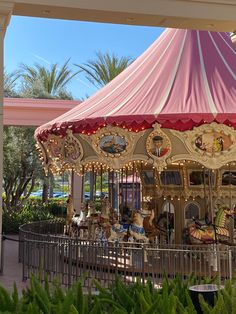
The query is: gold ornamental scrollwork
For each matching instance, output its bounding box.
[62,130,83,164]
[81,126,145,169]
[171,123,236,169]
[43,135,64,173]
[36,141,50,174]
[43,131,83,173]
[146,123,172,171]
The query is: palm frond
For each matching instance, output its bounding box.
[20,60,77,98]
[75,51,133,88]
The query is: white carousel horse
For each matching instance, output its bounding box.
[70,201,98,239]
[71,205,87,227]
[67,202,88,238]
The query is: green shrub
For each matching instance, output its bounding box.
[25,198,67,216]
[2,207,54,234]
[2,198,67,234]
[0,275,234,313]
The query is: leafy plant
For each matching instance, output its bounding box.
[0,275,235,313]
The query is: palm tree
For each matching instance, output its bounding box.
[20,59,79,202]
[75,52,133,88]
[4,69,20,97]
[20,59,78,99]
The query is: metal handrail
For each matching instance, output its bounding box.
[19,220,235,287]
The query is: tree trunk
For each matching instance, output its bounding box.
[49,173,54,198]
[42,176,49,203]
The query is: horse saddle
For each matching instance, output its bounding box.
[194,218,210,229]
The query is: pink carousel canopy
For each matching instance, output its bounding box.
[35,28,236,141]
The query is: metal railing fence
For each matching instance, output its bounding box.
[19,219,65,262]
[19,220,236,288]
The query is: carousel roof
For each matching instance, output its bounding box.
[35,28,236,141]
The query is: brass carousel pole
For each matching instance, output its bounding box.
[132,162,135,211]
[229,163,232,209]
[154,167,157,214]
[108,168,111,203]
[111,169,114,208]
[81,166,85,203]
[208,169,214,224]
[120,167,124,218]
[125,167,128,207]
[94,166,97,203]
[203,167,208,214]
[140,163,144,208]
[135,165,138,210]
[178,163,182,244]
[100,165,103,206]
[229,163,233,243]
[164,169,169,244]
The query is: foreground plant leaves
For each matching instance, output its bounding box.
[0,274,235,313]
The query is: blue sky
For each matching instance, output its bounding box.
[4,16,164,99]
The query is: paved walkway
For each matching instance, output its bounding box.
[0,235,28,291]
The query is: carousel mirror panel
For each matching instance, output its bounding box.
[188,170,215,187]
[222,171,236,185]
[160,170,182,186]
[142,170,155,185]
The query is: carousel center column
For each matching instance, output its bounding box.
[0,1,13,268]
[72,171,83,213]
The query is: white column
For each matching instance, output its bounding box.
[0,1,13,268]
[72,172,83,214]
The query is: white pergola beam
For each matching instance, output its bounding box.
[11,0,236,32]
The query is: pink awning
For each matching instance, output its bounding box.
[4,98,80,126]
[35,29,236,141]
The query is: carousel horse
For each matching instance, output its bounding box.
[100,197,114,222]
[69,201,100,239]
[107,211,148,242]
[86,201,98,219]
[129,211,149,243]
[143,209,161,242]
[68,202,88,237]
[188,205,235,244]
[108,221,129,241]
[71,203,87,227]
[85,201,100,238]
[97,198,115,240]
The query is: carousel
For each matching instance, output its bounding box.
[35,29,236,246]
